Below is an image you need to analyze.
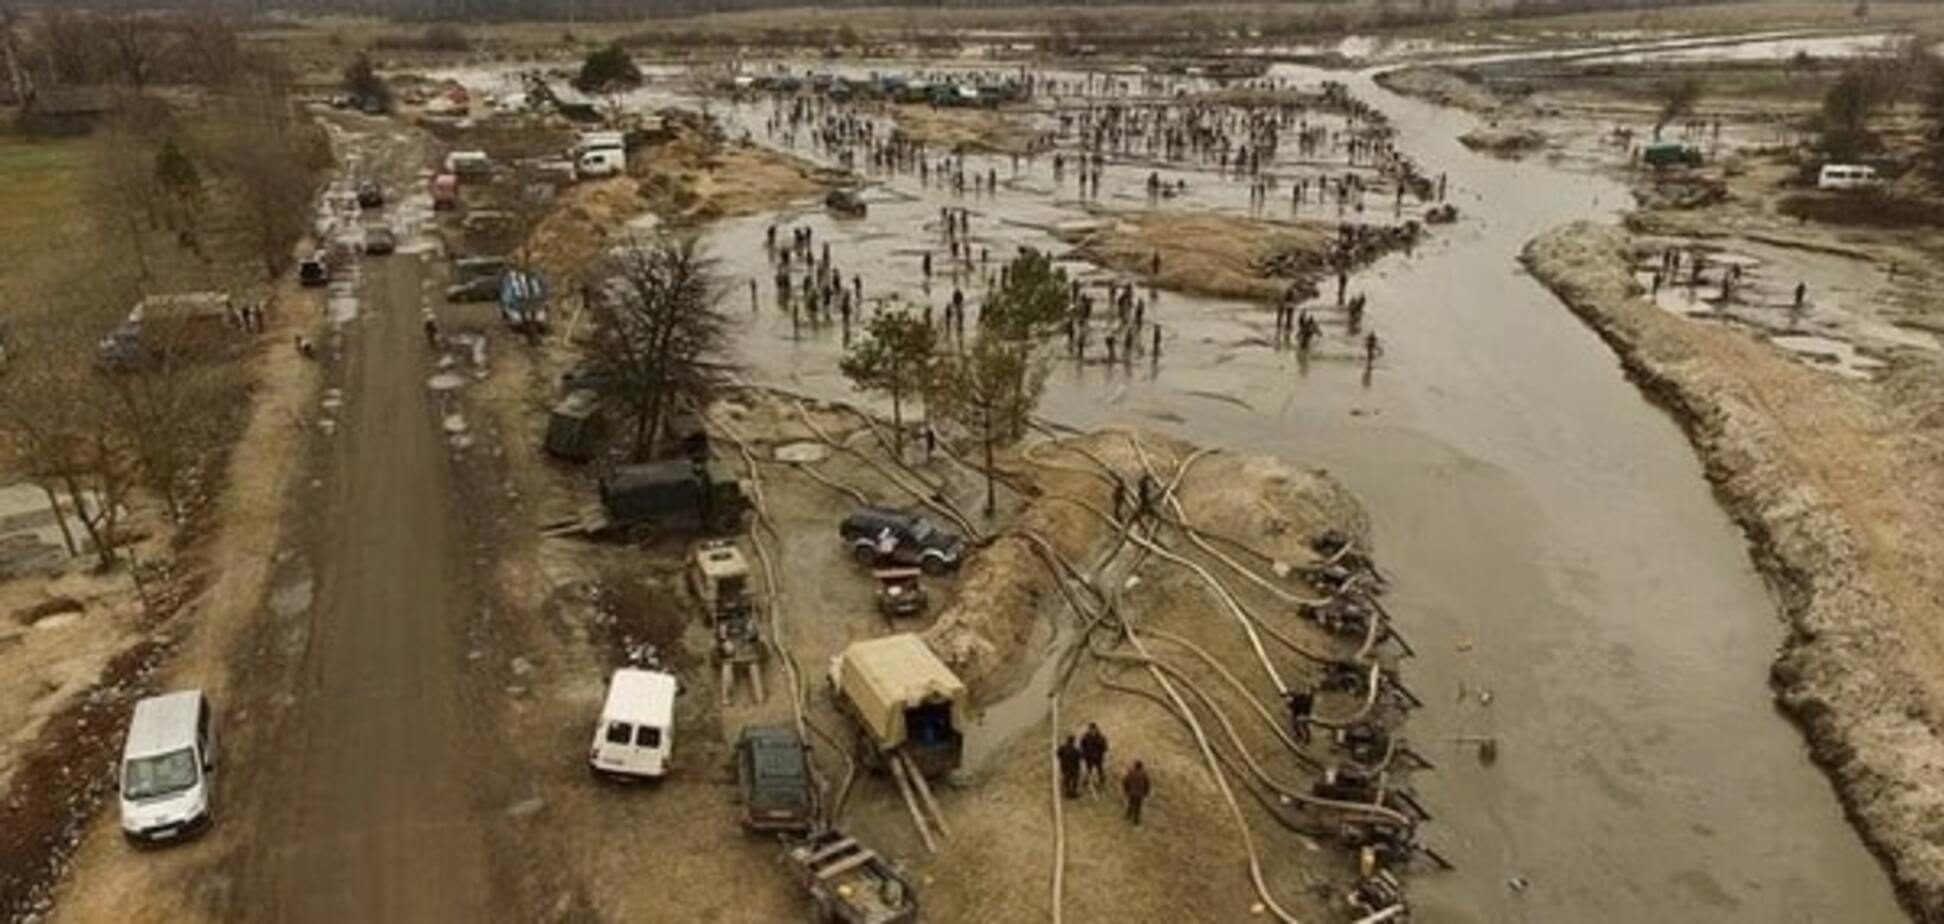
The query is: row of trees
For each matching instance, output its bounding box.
[0,15,324,573]
[1,8,250,101]
[1814,39,1944,168]
[840,249,1066,515]
[579,236,1066,516]
[0,270,248,572]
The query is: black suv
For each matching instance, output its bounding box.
[734,724,814,834]
[839,507,964,575]
[356,180,384,209]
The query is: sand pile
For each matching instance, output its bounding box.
[924,429,1363,693]
[524,177,648,285]
[1458,124,1545,157]
[1526,220,1944,918]
[636,127,831,224]
[894,104,1039,156]
[1065,212,1335,302]
[1376,67,1505,114]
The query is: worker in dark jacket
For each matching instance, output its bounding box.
[1057,735,1083,799]
[1122,760,1152,824]
[1286,686,1316,744]
[1079,723,1109,790]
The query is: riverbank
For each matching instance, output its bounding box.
[1524,220,1944,919]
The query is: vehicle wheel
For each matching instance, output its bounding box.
[851,544,877,566]
[919,555,949,577]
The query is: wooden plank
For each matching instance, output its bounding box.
[813,850,875,881]
[888,753,938,854]
[804,836,859,866]
[901,753,952,840]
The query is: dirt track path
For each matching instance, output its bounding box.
[236,253,494,923]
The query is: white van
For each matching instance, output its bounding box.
[589,668,677,779]
[119,690,217,842]
[1818,164,1878,190]
[574,130,626,156]
[576,147,626,180]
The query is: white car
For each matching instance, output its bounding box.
[1817,164,1878,191]
[119,690,217,842]
[589,669,677,780]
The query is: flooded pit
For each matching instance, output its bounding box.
[439,49,1907,923]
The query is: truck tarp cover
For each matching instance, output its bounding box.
[600,461,702,520]
[837,634,966,750]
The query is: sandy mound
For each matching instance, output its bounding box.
[924,429,1364,694]
[1526,220,1944,918]
[524,177,649,286]
[636,126,831,224]
[1458,124,1545,157]
[894,104,1038,156]
[1376,67,1505,114]
[1063,212,1335,303]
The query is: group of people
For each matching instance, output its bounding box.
[741,64,1439,388]
[1056,722,1153,825]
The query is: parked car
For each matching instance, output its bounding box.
[734,724,815,834]
[589,668,678,780]
[446,256,506,302]
[119,690,218,843]
[356,180,385,209]
[576,146,626,179]
[839,507,964,575]
[298,251,332,287]
[1818,163,1879,191]
[364,225,397,255]
[825,188,866,217]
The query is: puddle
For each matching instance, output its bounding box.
[269,574,315,620]
[962,613,1081,774]
[1770,333,1887,379]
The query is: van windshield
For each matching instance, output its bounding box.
[124,748,199,801]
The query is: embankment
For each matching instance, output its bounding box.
[1524,220,1944,920]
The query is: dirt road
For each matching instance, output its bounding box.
[234,253,494,923]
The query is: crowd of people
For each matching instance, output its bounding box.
[740,66,1455,386]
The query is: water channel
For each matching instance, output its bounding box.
[455,43,1906,921]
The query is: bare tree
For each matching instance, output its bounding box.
[1652,76,1704,141]
[0,313,137,572]
[33,9,106,86]
[582,233,733,460]
[209,54,321,280]
[839,301,938,459]
[90,113,167,281]
[100,11,161,90]
[0,8,33,106]
[173,12,243,88]
[931,333,1047,516]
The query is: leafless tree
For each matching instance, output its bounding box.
[0,8,33,106]
[0,309,137,572]
[32,9,106,86]
[100,11,161,90]
[582,233,733,460]
[209,53,323,280]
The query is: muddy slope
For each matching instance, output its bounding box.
[1523,220,1944,920]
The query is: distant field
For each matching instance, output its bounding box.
[0,135,94,314]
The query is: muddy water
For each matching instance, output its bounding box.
[717,72,1900,923]
[450,54,1903,922]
